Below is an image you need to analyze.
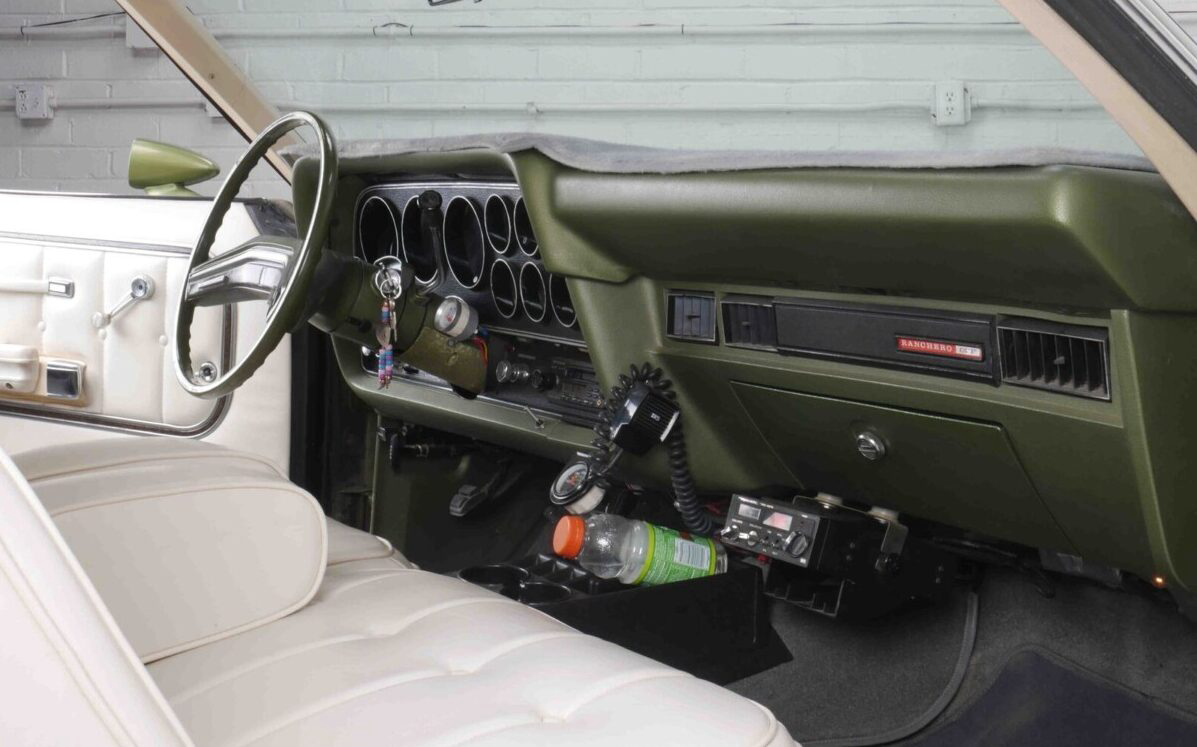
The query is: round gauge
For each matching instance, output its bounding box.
[549,273,576,328]
[484,194,514,255]
[357,195,398,264]
[513,196,538,256]
[490,258,518,319]
[519,261,547,323]
[551,460,593,504]
[400,195,439,286]
[443,196,487,289]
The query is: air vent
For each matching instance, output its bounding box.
[722,296,777,349]
[667,292,716,343]
[998,321,1109,400]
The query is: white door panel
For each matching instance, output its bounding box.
[0,192,291,472]
[0,191,260,249]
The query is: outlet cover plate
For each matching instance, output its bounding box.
[934,80,970,126]
[14,84,52,121]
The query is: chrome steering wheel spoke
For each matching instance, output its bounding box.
[173,110,337,399]
[184,235,300,307]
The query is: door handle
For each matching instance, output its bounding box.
[92,275,155,329]
[0,277,74,297]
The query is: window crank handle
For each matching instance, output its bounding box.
[92,275,155,330]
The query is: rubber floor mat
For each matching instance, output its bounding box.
[912,649,1197,746]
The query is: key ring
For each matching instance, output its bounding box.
[372,256,411,301]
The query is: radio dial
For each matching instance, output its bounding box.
[787,533,810,557]
[495,360,530,385]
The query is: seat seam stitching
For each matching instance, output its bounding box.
[230,632,586,746]
[315,567,428,598]
[48,481,311,518]
[166,596,517,705]
[21,450,282,484]
[559,669,690,719]
[429,714,546,747]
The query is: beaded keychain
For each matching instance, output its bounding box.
[378,298,396,389]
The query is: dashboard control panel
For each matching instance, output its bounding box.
[487,337,603,425]
[363,334,603,427]
[356,179,600,426]
[719,494,822,567]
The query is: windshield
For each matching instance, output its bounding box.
[220,0,1143,161]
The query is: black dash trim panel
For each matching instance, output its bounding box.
[772,299,996,383]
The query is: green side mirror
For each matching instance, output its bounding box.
[128,139,219,197]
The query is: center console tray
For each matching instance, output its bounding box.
[456,554,791,684]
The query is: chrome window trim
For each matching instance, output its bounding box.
[1115,0,1197,86]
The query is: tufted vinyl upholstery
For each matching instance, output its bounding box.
[11,437,797,747]
[149,551,795,747]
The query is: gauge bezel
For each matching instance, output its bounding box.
[484,193,514,255]
[490,257,519,319]
[443,195,488,289]
[549,273,577,328]
[519,261,548,323]
[400,194,439,287]
[356,194,398,264]
[513,196,539,257]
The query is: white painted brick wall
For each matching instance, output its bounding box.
[0,0,1190,199]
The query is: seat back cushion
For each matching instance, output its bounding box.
[0,448,193,747]
[15,438,328,663]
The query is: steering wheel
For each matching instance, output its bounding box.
[174,111,337,399]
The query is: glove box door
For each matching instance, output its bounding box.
[731,382,1074,552]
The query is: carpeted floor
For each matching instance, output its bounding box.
[729,589,976,746]
[910,649,1197,747]
[903,568,1197,745]
[732,567,1197,746]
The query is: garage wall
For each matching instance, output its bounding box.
[0,0,1187,198]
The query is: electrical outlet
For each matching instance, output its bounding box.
[933,80,970,126]
[14,84,52,121]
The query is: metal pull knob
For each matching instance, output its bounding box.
[92,275,155,329]
[855,431,887,461]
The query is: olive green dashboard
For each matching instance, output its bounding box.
[295,148,1197,593]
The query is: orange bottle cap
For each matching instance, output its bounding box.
[553,515,586,559]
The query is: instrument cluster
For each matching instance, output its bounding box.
[355,181,581,343]
[356,181,600,426]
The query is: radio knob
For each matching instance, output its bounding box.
[746,530,760,548]
[495,361,530,385]
[787,533,810,557]
[530,370,558,391]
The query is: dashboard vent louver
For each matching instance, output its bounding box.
[722,297,777,349]
[667,293,717,343]
[998,321,1109,400]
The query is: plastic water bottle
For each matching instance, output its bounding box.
[552,513,726,586]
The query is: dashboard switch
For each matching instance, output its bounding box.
[495,360,530,385]
[530,370,558,391]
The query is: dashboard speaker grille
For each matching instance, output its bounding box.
[722,297,777,349]
[667,292,717,343]
[998,321,1109,400]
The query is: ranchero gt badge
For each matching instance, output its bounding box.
[895,336,984,362]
